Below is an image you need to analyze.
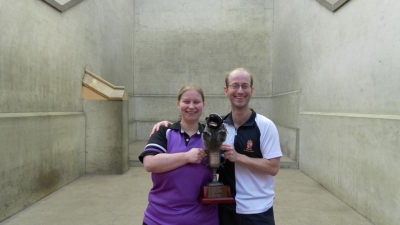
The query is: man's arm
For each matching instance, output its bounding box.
[149,121,172,136]
[235,155,280,176]
[221,144,281,176]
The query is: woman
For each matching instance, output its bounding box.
[138,84,218,225]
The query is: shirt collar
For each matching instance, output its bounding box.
[222,109,256,127]
[170,121,204,134]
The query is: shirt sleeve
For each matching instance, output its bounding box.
[258,116,283,159]
[138,126,169,163]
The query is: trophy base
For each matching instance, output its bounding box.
[199,185,235,204]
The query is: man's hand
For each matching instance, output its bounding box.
[150,121,172,136]
[221,144,239,162]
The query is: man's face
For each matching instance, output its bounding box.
[224,70,253,109]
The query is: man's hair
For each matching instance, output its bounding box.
[225,68,253,87]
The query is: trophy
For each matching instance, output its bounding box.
[200,113,235,204]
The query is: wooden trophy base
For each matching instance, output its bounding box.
[199,185,235,204]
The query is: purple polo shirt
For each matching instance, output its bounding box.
[139,122,218,225]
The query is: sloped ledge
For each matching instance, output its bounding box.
[82,70,125,100]
[42,0,84,12]
[316,0,350,12]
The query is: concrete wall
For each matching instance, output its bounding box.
[84,99,129,174]
[0,0,133,222]
[131,0,274,140]
[3,0,397,224]
[273,1,400,225]
[0,113,85,222]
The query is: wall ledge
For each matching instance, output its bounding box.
[300,111,400,120]
[0,112,84,118]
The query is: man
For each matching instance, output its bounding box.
[217,68,282,225]
[150,68,282,225]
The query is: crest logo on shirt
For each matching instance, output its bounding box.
[244,140,254,152]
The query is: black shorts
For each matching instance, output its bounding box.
[218,204,275,225]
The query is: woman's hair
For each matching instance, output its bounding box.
[177,84,205,121]
[225,67,253,87]
[177,83,205,102]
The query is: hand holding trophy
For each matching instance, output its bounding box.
[200,113,235,204]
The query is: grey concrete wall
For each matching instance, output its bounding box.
[131,0,274,140]
[128,95,136,143]
[0,113,85,222]
[0,0,133,222]
[300,113,400,225]
[272,91,300,163]
[273,0,400,224]
[84,99,129,174]
[0,1,134,113]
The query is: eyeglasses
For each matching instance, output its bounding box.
[228,83,251,90]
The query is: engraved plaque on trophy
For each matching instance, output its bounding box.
[200,114,235,204]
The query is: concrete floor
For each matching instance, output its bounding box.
[0,167,373,225]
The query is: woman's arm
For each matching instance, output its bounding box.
[143,148,205,173]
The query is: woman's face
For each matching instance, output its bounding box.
[177,89,204,124]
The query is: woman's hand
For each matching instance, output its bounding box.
[186,148,206,164]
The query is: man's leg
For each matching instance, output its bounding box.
[236,206,275,225]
